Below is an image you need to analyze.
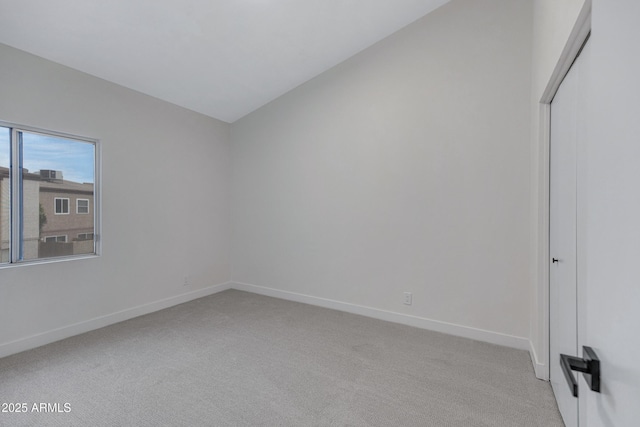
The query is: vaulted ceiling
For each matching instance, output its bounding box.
[0,0,449,122]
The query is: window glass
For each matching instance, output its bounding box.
[55,198,70,214]
[21,131,95,260]
[0,127,9,263]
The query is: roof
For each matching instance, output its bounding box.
[0,166,93,193]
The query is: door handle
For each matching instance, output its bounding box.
[560,346,601,397]
[552,258,559,263]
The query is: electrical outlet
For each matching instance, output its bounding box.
[403,292,412,305]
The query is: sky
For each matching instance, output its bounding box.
[0,126,94,184]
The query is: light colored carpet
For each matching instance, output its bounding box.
[0,290,563,426]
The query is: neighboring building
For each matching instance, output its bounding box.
[39,171,94,244]
[0,166,41,261]
[0,167,94,261]
[38,170,95,258]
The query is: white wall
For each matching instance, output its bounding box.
[231,0,533,347]
[529,0,587,377]
[0,43,232,356]
[532,0,587,96]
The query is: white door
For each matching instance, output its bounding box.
[578,2,640,425]
[550,3,640,424]
[549,39,588,427]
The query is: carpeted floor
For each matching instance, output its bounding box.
[0,290,563,426]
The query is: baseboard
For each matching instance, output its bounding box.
[529,340,549,380]
[2,280,538,364]
[0,281,232,359]
[231,281,530,351]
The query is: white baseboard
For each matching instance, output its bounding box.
[0,281,232,359]
[231,281,531,351]
[529,340,549,380]
[1,280,538,365]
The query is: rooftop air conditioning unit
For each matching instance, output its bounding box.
[40,170,63,183]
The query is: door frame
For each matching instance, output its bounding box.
[536,1,591,381]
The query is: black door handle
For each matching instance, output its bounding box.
[552,258,559,263]
[560,346,600,397]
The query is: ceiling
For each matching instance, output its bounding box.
[0,0,449,123]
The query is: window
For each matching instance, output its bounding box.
[55,198,70,214]
[77,199,89,214]
[44,235,67,243]
[0,122,99,264]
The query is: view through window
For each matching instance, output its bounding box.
[0,127,9,263]
[0,124,97,263]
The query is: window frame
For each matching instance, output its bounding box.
[55,197,70,215]
[0,120,101,267]
[76,198,89,214]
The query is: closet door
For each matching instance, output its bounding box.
[549,39,589,427]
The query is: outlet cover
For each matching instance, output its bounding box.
[403,292,412,305]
